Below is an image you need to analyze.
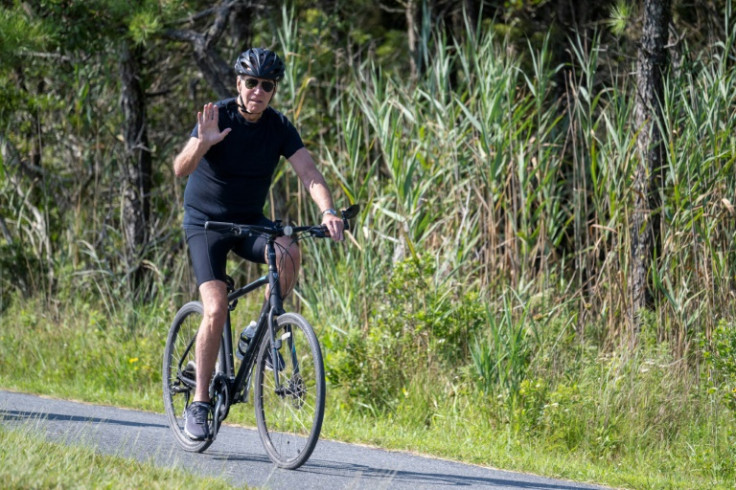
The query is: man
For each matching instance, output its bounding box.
[173,48,344,440]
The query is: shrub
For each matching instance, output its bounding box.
[702,319,736,413]
[326,254,485,410]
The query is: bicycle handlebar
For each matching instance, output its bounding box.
[204,221,327,238]
[204,204,360,240]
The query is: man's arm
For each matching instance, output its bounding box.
[288,147,344,241]
[173,137,211,177]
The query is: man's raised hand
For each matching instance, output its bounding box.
[197,103,231,147]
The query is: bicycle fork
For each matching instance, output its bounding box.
[265,238,289,390]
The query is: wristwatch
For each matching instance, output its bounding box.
[321,208,338,217]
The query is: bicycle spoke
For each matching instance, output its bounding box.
[255,313,325,469]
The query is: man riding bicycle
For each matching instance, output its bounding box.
[173,48,344,441]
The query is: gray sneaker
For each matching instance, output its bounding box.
[184,401,211,441]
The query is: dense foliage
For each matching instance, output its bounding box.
[1,1,735,487]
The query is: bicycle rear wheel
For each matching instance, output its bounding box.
[162,301,215,452]
[254,312,325,469]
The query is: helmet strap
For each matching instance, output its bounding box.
[237,94,253,114]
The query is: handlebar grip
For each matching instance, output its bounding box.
[204,221,235,231]
[311,225,329,238]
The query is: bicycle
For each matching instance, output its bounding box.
[162,204,359,469]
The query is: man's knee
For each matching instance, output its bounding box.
[200,280,228,325]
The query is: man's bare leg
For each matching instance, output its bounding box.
[265,236,301,301]
[194,280,228,403]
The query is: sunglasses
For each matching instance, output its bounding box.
[243,78,275,93]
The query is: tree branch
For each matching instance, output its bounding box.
[205,3,232,49]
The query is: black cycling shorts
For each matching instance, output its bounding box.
[185,215,274,287]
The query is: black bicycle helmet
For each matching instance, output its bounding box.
[234,48,285,81]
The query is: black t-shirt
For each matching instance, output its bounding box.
[182,99,304,226]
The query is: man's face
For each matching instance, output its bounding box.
[237,76,276,114]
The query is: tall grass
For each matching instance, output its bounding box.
[294,11,736,486]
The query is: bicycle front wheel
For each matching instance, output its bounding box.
[254,312,325,469]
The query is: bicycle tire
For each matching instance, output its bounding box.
[162,300,217,452]
[254,312,325,469]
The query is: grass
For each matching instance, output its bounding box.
[1,293,735,489]
[0,424,241,489]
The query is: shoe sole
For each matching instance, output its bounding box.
[184,426,208,441]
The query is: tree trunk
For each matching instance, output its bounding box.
[629,0,671,332]
[405,0,422,82]
[119,41,152,266]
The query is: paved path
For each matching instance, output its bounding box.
[0,390,609,489]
